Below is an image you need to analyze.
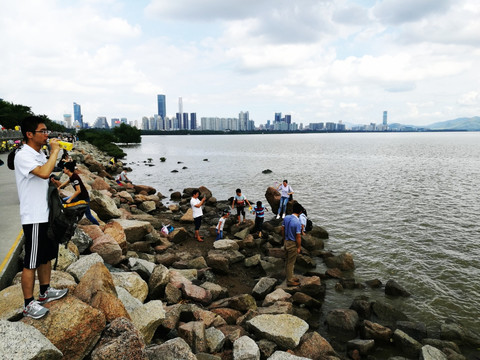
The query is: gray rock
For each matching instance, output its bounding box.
[200,282,228,301]
[245,254,261,268]
[148,263,170,299]
[252,277,278,300]
[420,345,448,360]
[346,339,375,355]
[71,226,94,254]
[440,319,480,347]
[422,338,461,354]
[178,321,207,353]
[371,300,409,327]
[139,200,156,213]
[385,279,411,297]
[233,335,261,360]
[113,219,153,243]
[324,252,355,271]
[247,314,309,349]
[393,329,422,358]
[205,327,226,353]
[116,286,143,313]
[397,321,427,342]
[326,309,359,339]
[66,252,104,281]
[130,300,166,344]
[0,320,62,359]
[89,189,122,220]
[213,239,240,251]
[267,351,311,360]
[145,337,196,360]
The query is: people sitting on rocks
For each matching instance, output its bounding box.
[116,168,132,185]
[54,161,100,226]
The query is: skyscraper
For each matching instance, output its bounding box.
[383,111,388,126]
[190,113,197,130]
[157,95,166,120]
[178,97,183,130]
[73,102,83,128]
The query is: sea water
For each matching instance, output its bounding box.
[122,132,480,333]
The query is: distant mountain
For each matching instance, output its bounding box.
[426,116,480,131]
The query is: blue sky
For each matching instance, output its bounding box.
[1,0,479,127]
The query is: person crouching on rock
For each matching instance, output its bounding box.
[190,189,206,242]
[55,161,100,226]
[282,202,303,287]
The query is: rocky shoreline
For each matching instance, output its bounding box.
[0,141,479,360]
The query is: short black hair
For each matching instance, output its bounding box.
[64,160,76,172]
[293,202,303,214]
[20,116,45,141]
[236,188,241,193]
[283,179,288,183]
[257,201,262,207]
[192,189,200,196]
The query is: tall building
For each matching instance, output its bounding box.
[63,114,72,128]
[182,113,189,130]
[73,102,83,128]
[383,111,388,126]
[190,113,197,130]
[157,95,166,120]
[178,97,183,130]
[274,112,282,123]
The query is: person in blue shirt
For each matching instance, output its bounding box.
[282,202,303,286]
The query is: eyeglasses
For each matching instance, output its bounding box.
[32,130,51,135]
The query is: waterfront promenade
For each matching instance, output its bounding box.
[0,152,23,290]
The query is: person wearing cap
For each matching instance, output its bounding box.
[55,161,100,226]
[216,209,230,241]
[13,116,68,319]
[282,202,303,286]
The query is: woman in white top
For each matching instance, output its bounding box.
[276,179,293,219]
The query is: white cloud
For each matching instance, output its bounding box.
[0,0,479,126]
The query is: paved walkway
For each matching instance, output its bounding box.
[0,152,23,289]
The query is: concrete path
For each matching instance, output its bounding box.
[0,152,23,289]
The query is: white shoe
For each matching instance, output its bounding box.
[282,214,285,218]
[276,215,280,219]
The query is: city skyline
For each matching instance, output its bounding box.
[1,1,479,126]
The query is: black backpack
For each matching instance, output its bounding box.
[47,183,87,269]
[305,218,313,232]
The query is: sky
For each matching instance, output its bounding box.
[1,0,479,127]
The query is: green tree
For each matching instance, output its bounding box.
[113,123,141,144]
[0,99,67,132]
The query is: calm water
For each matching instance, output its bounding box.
[123,132,480,332]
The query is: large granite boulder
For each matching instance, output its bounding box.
[324,252,355,271]
[130,300,166,344]
[90,233,123,265]
[145,337,196,360]
[326,309,359,339]
[112,219,153,243]
[247,314,309,350]
[66,253,104,282]
[294,331,340,360]
[0,320,63,359]
[89,189,122,220]
[22,295,106,360]
[233,335,261,360]
[103,220,128,254]
[111,271,149,302]
[90,317,147,360]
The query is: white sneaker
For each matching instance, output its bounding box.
[276,215,280,219]
[282,214,285,218]
[23,300,49,319]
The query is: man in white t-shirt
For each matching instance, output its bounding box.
[14,116,68,319]
[190,189,206,242]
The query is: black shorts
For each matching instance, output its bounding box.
[255,217,264,232]
[194,216,202,230]
[236,206,245,216]
[23,223,58,269]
